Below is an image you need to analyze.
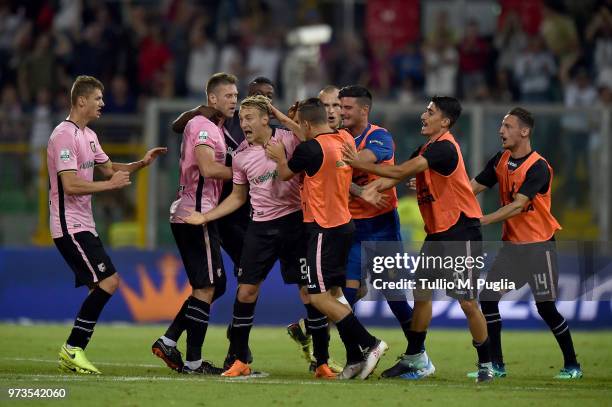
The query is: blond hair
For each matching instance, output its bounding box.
[71,75,104,106]
[239,95,270,116]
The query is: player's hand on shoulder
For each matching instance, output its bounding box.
[198,105,224,124]
[109,170,131,189]
[142,147,168,166]
[265,141,286,163]
[341,142,358,165]
[179,212,208,225]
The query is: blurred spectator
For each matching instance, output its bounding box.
[72,22,107,79]
[186,16,217,97]
[397,78,418,104]
[368,41,393,98]
[585,1,612,93]
[540,1,580,83]
[166,0,194,97]
[246,32,282,84]
[29,87,52,173]
[426,10,457,46]
[514,35,556,102]
[17,31,55,104]
[104,75,137,114]
[0,84,24,141]
[0,0,23,86]
[423,36,458,97]
[54,88,71,116]
[218,35,245,79]
[458,20,490,100]
[598,83,612,105]
[391,42,424,95]
[560,67,598,207]
[494,10,528,75]
[138,21,173,95]
[52,0,81,33]
[327,34,368,88]
[490,69,516,103]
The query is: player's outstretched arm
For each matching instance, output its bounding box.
[171,105,224,134]
[351,182,390,209]
[268,102,305,141]
[471,179,488,196]
[480,193,529,225]
[265,142,295,180]
[181,183,248,225]
[60,170,131,195]
[342,142,428,180]
[104,147,168,175]
[195,145,232,180]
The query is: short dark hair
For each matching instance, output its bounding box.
[507,107,534,130]
[297,98,327,125]
[431,96,462,129]
[206,72,238,96]
[338,85,372,108]
[71,75,104,106]
[249,76,274,87]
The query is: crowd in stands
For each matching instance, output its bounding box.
[0,0,610,141]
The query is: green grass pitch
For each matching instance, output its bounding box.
[0,324,610,406]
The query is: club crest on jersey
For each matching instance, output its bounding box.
[198,131,208,142]
[90,141,96,152]
[97,263,106,273]
[60,149,70,162]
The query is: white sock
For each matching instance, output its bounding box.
[184,359,202,370]
[160,336,177,347]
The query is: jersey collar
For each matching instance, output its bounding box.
[354,123,371,145]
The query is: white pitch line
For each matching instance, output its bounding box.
[0,357,162,369]
[0,373,608,393]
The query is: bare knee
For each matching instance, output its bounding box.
[345,279,360,289]
[237,284,259,303]
[192,287,214,303]
[459,299,480,317]
[98,273,120,294]
[309,292,329,308]
[299,286,310,304]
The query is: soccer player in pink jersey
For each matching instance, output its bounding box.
[152,73,238,375]
[50,76,166,375]
[182,95,336,379]
[170,77,277,277]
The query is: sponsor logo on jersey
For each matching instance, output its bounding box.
[249,169,278,185]
[60,149,71,162]
[198,131,208,142]
[80,160,95,170]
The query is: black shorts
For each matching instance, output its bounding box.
[218,202,250,277]
[171,222,226,290]
[238,211,307,285]
[54,231,117,288]
[305,221,355,294]
[482,240,559,302]
[415,223,483,300]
